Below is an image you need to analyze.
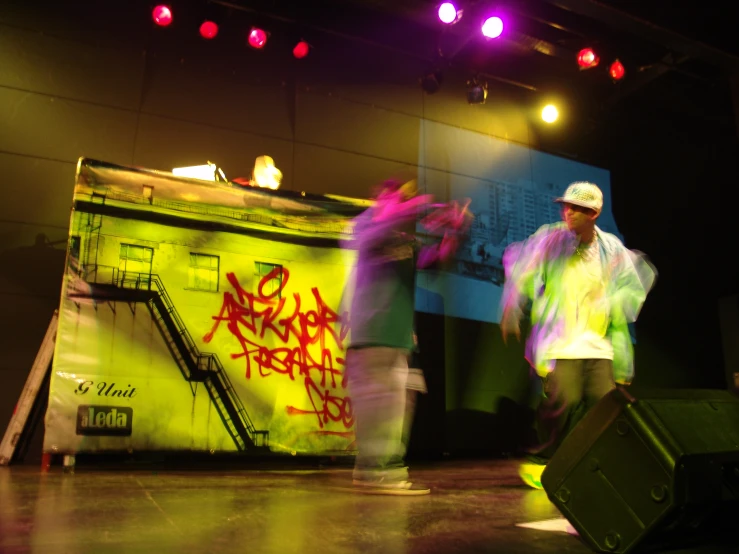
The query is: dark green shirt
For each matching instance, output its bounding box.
[349,212,416,351]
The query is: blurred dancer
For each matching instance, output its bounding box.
[344,179,470,495]
[499,182,656,489]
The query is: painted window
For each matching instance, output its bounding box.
[119,244,153,276]
[255,261,283,299]
[189,253,220,292]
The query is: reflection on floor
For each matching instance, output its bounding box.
[0,458,734,554]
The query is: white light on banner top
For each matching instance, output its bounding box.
[172,162,226,182]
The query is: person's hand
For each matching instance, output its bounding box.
[417,244,439,268]
[452,198,473,232]
[437,233,459,261]
[420,199,472,234]
[373,192,433,223]
[500,311,521,344]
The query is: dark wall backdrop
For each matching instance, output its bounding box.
[569,84,739,392]
[0,0,736,459]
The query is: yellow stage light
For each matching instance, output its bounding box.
[541,104,559,123]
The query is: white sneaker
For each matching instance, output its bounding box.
[352,479,430,496]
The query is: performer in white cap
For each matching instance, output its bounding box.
[499,181,657,489]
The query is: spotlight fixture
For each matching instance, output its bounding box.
[152,5,173,27]
[577,48,600,69]
[199,21,218,39]
[248,27,268,49]
[481,16,504,39]
[438,2,462,24]
[293,41,310,59]
[541,104,559,123]
[420,70,443,94]
[609,59,626,81]
[466,79,487,104]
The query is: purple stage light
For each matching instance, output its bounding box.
[481,16,504,39]
[438,3,459,24]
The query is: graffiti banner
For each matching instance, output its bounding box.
[43,159,365,456]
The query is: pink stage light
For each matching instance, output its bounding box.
[609,59,626,81]
[152,5,173,27]
[438,3,459,24]
[293,41,310,59]
[248,27,268,49]
[481,16,504,39]
[577,48,600,69]
[199,21,218,39]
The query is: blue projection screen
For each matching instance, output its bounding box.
[415,120,620,323]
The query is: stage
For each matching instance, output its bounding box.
[0,458,734,553]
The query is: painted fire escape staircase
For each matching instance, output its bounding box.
[74,195,269,451]
[82,269,269,451]
[81,191,106,281]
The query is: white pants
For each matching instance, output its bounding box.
[346,347,425,481]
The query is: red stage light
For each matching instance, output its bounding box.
[609,59,626,81]
[199,21,218,39]
[152,5,172,27]
[293,41,310,59]
[248,27,268,49]
[577,48,600,69]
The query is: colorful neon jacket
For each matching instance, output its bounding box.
[500,222,657,384]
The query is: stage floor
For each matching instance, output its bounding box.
[0,458,734,553]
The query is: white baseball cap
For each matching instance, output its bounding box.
[555,181,603,213]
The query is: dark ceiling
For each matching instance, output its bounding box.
[345,0,738,111]
[339,0,739,74]
[210,0,739,130]
[13,0,736,133]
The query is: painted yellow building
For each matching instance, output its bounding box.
[44,159,365,456]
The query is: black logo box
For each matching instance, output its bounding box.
[76,405,133,436]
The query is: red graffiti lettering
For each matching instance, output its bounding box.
[285,375,354,428]
[204,269,353,430]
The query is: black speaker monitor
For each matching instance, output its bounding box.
[542,387,739,553]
